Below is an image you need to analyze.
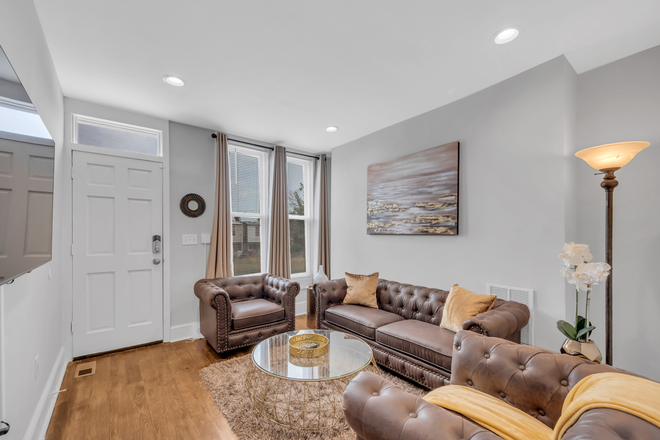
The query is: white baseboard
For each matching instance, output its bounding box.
[170,322,202,342]
[295,300,307,316]
[26,345,67,440]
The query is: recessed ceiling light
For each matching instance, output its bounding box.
[493,27,520,45]
[326,126,338,133]
[163,75,185,87]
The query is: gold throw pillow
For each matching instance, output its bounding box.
[344,272,379,309]
[440,284,496,333]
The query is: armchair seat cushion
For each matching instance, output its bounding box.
[376,320,455,370]
[232,299,285,330]
[325,305,405,339]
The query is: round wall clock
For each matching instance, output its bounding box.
[180,193,206,218]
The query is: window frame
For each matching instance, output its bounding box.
[228,144,269,276]
[287,156,313,279]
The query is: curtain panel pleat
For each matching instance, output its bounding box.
[206,133,233,279]
[316,154,330,278]
[268,145,291,278]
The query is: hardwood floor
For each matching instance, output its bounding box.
[46,315,310,440]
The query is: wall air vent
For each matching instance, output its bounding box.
[487,284,534,346]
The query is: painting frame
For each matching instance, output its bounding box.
[367,141,460,235]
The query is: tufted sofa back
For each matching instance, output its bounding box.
[450,330,631,429]
[210,274,266,301]
[376,280,449,325]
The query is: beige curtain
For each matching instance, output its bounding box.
[316,154,330,277]
[206,133,233,279]
[268,145,291,278]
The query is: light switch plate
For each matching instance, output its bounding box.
[182,234,198,245]
[201,233,211,244]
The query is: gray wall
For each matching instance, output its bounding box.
[575,45,660,381]
[331,57,575,352]
[0,0,65,438]
[169,122,216,327]
[0,77,31,103]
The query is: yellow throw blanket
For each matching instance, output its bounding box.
[423,386,553,440]
[423,373,660,440]
[553,372,660,439]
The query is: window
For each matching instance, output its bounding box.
[0,98,51,140]
[287,157,313,277]
[229,145,268,276]
[72,114,162,156]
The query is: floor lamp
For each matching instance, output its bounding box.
[575,141,650,366]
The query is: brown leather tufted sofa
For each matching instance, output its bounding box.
[343,330,658,440]
[194,274,300,354]
[314,278,530,388]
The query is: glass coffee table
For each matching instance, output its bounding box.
[245,329,377,431]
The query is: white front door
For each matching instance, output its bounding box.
[72,151,163,357]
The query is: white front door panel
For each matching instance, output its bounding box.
[73,151,163,357]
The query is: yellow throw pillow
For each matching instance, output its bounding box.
[344,272,379,309]
[440,284,496,333]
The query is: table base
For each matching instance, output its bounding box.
[245,357,378,431]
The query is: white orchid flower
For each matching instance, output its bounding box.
[559,242,594,266]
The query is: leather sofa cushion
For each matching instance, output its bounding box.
[376,320,454,370]
[325,305,405,339]
[232,299,285,330]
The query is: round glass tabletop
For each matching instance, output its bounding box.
[251,330,373,381]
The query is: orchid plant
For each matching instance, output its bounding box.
[557,243,611,342]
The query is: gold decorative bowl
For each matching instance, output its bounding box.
[289,334,329,358]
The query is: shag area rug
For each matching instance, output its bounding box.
[200,354,427,440]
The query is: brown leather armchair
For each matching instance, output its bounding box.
[343,330,658,440]
[194,274,300,354]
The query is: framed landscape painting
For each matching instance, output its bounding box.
[367,141,459,235]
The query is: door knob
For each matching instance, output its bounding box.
[153,258,161,265]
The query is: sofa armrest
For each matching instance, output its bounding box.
[314,279,348,329]
[462,299,530,339]
[562,408,660,440]
[194,279,233,352]
[194,279,232,313]
[342,372,499,440]
[263,275,300,329]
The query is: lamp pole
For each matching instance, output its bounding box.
[600,169,618,366]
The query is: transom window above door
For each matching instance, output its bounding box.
[72,114,163,156]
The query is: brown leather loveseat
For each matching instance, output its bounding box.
[195,274,300,354]
[315,278,530,388]
[343,330,659,440]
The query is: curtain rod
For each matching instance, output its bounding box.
[211,133,320,159]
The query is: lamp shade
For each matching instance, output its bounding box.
[575,141,650,171]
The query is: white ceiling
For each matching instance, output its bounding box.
[32,0,660,153]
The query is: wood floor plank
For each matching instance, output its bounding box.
[108,353,137,440]
[136,346,160,388]
[86,394,110,440]
[66,403,90,440]
[91,355,112,398]
[127,381,157,440]
[124,349,143,385]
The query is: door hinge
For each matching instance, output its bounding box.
[159,163,163,169]
[70,321,74,333]
[71,167,74,179]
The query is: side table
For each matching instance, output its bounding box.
[306,285,316,329]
